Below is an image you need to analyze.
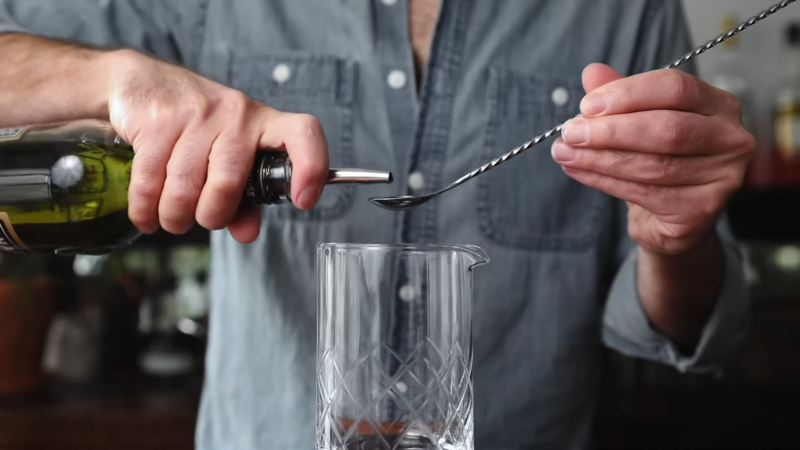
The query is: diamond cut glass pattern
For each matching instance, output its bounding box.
[316,244,488,450]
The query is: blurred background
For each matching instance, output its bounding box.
[597,1,800,449]
[2,1,800,449]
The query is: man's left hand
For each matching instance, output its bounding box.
[552,63,755,255]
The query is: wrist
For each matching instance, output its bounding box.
[639,220,720,260]
[636,232,724,351]
[637,230,724,311]
[639,229,720,264]
[95,48,134,120]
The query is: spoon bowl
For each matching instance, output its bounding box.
[369,195,434,211]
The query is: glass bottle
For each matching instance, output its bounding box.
[707,14,755,136]
[0,120,392,255]
[775,22,800,160]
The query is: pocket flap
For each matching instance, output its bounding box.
[232,53,355,105]
[478,67,606,252]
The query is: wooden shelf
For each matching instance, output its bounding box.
[0,381,200,450]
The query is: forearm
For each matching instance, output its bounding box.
[637,232,724,353]
[0,33,111,126]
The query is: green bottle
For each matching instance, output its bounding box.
[0,121,391,255]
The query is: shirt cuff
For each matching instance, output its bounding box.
[602,239,750,374]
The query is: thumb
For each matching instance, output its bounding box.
[582,63,624,94]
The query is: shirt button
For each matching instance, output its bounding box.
[551,87,570,107]
[408,172,425,191]
[387,70,407,90]
[398,284,415,302]
[272,63,292,84]
[381,0,398,6]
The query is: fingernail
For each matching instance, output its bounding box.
[581,93,608,117]
[562,119,589,146]
[551,140,576,162]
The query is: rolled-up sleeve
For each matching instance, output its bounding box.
[602,218,750,373]
[0,0,202,65]
[602,0,750,373]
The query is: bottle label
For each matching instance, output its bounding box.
[244,175,257,202]
[0,213,25,252]
[0,127,26,142]
[776,115,800,158]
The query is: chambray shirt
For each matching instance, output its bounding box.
[0,1,751,448]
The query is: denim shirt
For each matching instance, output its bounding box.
[0,1,750,448]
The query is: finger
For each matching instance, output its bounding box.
[580,69,724,118]
[226,204,261,244]
[582,63,624,93]
[259,109,329,210]
[551,138,726,186]
[195,131,257,230]
[561,110,740,155]
[158,129,215,234]
[561,166,717,218]
[127,125,182,234]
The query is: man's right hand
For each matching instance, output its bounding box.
[104,49,329,243]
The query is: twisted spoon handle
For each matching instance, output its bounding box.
[448,0,796,190]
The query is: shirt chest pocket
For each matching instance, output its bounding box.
[228,53,358,221]
[477,68,604,252]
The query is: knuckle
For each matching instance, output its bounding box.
[603,149,632,174]
[658,114,692,148]
[148,100,177,124]
[165,172,203,206]
[183,96,213,122]
[605,84,631,108]
[664,71,695,100]
[659,155,691,182]
[209,169,245,198]
[222,91,253,119]
[632,180,661,201]
[219,135,252,158]
[294,114,324,140]
[597,120,617,146]
[130,178,161,200]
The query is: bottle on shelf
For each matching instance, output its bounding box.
[774,22,800,161]
[0,120,392,255]
[707,13,755,137]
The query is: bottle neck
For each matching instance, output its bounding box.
[244,152,293,205]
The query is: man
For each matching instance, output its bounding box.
[0,0,753,448]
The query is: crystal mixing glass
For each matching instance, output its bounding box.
[316,244,489,450]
